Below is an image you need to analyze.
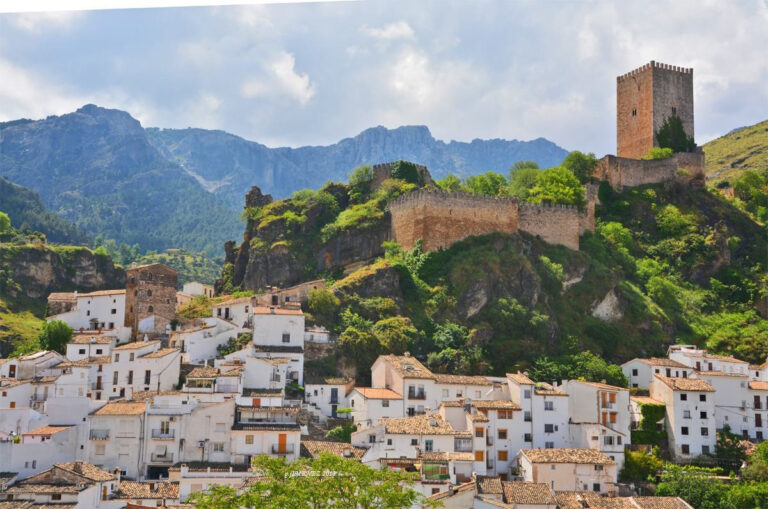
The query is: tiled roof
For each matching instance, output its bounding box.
[417,451,474,462]
[426,480,475,501]
[695,370,747,377]
[631,396,664,406]
[634,358,688,368]
[187,366,219,378]
[23,425,72,436]
[80,289,126,297]
[143,348,180,359]
[114,340,161,350]
[502,482,557,505]
[555,491,604,509]
[653,374,715,392]
[476,475,504,494]
[55,462,115,481]
[380,413,456,435]
[521,448,616,465]
[685,352,748,364]
[468,412,489,422]
[115,481,179,499]
[749,381,768,391]
[31,375,59,384]
[632,497,693,509]
[378,354,435,379]
[300,440,366,460]
[506,372,535,385]
[534,382,568,396]
[5,484,83,494]
[305,376,352,385]
[576,380,630,391]
[433,373,492,385]
[438,400,464,407]
[213,296,252,307]
[474,400,522,410]
[47,292,76,301]
[242,388,283,397]
[92,401,146,416]
[353,387,402,399]
[251,306,304,316]
[0,378,29,389]
[68,335,114,345]
[65,355,112,366]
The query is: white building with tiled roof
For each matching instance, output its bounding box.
[348,387,404,427]
[621,357,694,390]
[506,373,570,451]
[304,376,355,421]
[650,374,716,462]
[47,289,131,341]
[171,317,242,364]
[109,340,181,399]
[668,345,749,375]
[87,401,148,478]
[516,448,617,495]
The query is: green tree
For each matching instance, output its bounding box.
[37,320,73,354]
[655,115,696,153]
[389,160,425,187]
[619,449,663,482]
[462,171,510,196]
[434,174,462,193]
[372,316,417,354]
[655,465,733,509]
[641,147,674,160]
[509,160,539,179]
[561,150,598,183]
[0,211,10,234]
[508,168,539,200]
[527,166,586,208]
[308,288,341,326]
[325,421,356,442]
[187,453,427,509]
[349,164,374,203]
[528,351,628,387]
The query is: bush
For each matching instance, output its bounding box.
[655,115,696,153]
[308,289,341,326]
[348,164,373,203]
[620,450,663,482]
[37,320,72,354]
[561,150,598,183]
[389,160,425,186]
[527,166,586,209]
[641,147,675,160]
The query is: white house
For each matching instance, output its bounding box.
[0,424,82,478]
[304,327,331,343]
[66,334,116,361]
[47,289,130,339]
[749,381,768,442]
[304,376,354,420]
[110,340,181,398]
[87,401,147,479]
[668,345,749,375]
[506,373,570,450]
[212,296,252,328]
[695,371,750,437]
[171,317,241,364]
[183,281,214,298]
[231,404,301,463]
[516,448,618,495]
[169,462,253,502]
[621,358,694,390]
[650,374,716,461]
[250,306,305,385]
[349,387,404,428]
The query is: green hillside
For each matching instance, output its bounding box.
[704,120,768,181]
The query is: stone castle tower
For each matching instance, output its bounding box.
[617,61,694,159]
[124,263,178,338]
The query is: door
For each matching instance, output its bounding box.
[252,398,261,408]
[102,485,107,501]
[331,404,337,418]
[278,433,287,454]
[8,365,15,378]
[330,388,338,404]
[756,414,763,428]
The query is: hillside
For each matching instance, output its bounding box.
[222,164,768,381]
[0,105,241,254]
[704,119,768,181]
[146,125,568,204]
[0,177,88,244]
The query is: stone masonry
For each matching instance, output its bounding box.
[124,263,178,338]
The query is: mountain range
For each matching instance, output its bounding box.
[0,105,568,252]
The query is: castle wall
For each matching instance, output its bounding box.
[617,61,694,159]
[518,203,581,251]
[371,162,433,191]
[594,152,705,191]
[388,191,519,252]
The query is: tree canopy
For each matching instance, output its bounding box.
[561,150,598,183]
[37,320,73,354]
[656,115,696,153]
[527,166,586,208]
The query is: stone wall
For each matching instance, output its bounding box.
[124,263,178,339]
[617,61,694,159]
[389,190,519,252]
[519,203,581,250]
[594,152,705,191]
[371,162,433,190]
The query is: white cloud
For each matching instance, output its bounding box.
[269,52,316,105]
[9,11,82,32]
[361,21,415,41]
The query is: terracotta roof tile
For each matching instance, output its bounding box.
[684,352,748,364]
[631,396,664,405]
[474,400,522,410]
[115,481,179,499]
[378,354,435,379]
[92,401,146,416]
[114,340,161,350]
[23,425,72,436]
[426,480,475,501]
[576,381,629,391]
[143,348,180,359]
[68,335,115,345]
[380,413,455,435]
[55,462,115,481]
[47,292,76,301]
[5,484,83,494]
[438,400,464,407]
[300,440,366,460]
[468,413,489,422]
[653,374,715,392]
[502,482,557,505]
[251,306,303,316]
[634,358,689,368]
[749,381,768,391]
[305,376,352,385]
[476,475,503,494]
[555,491,604,509]
[632,497,693,509]
[433,374,492,385]
[534,382,568,396]
[695,370,747,377]
[506,372,535,385]
[187,366,219,378]
[353,387,402,399]
[521,448,616,465]
[79,289,126,297]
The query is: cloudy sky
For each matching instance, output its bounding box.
[1,0,766,155]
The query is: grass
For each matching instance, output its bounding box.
[0,295,45,356]
[704,119,768,182]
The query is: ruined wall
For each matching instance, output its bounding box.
[519,203,581,250]
[594,152,705,191]
[389,190,519,252]
[125,264,178,338]
[579,183,599,236]
[617,61,694,159]
[371,162,433,190]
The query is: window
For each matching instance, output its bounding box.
[544,424,554,433]
[702,445,710,454]
[700,411,707,419]
[700,394,707,402]
[594,465,603,471]
[609,412,617,424]
[282,333,290,343]
[425,439,433,452]
[498,429,507,440]
[631,108,637,116]
[456,391,463,398]
[442,389,449,397]
[51,494,62,501]
[382,400,389,408]
[593,483,601,492]
[215,422,225,432]
[410,438,418,446]
[680,394,687,401]
[87,310,91,316]
[387,439,392,445]
[524,389,531,399]
[127,371,133,384]
[498,410,513,419]
[545,441,554,449]
[475,428,484,438]
[96,444,106,455]
[79,348,86,355]
[701,428,709,436]
[111,308,117,314]
[474,451,484,461]
[524,411,531,422]
[96,349,103,355]
[655,368,660,373]
[681,426,689,435]
[524,433,532,442]
[617,436,622,445]
[604,436,614,445]
[683,410,691,419]
[129,353,135,361]
[498,450,508,461]
[147,289,153,297]
[147,305,154,313]
[113,371,118,385]
[544,401,554,411]
[666,368,671,377]
[672,106,677,115]
[245,435,253,444]
[213,442,224,452]
[632,368,638,376]
[681,444,690,455]
[144,370,151,385]
[114,354,120,362]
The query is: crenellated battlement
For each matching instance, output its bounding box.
[617,60,693,82]
[388,188,519,211]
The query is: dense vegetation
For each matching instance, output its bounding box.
[704,119,768,182]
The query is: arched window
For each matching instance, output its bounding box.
[148,305,154,313]
[147,289,153,297]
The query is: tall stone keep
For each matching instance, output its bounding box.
[617,61,694,159]
[124,263,178,339]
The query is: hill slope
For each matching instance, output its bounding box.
[0,177,88,244]
[704,119,768,181]
[0,105,241,253]
[146,125,568,204]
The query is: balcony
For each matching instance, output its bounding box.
[271,445,295,455]
[89,430,110,440]
[454,439,473,452]
[407,391,426,400]
[151,429,175,439]
[150,452,174,463]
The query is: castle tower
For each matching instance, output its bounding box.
[617,61,694,159]
[124,263,178,339]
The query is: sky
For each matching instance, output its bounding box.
[0,0,766,156]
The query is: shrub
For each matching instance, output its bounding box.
[389,160,425,186]
[620,450,663,482]
[527,166,586,209]
[655,115,696,152]
[641,147,675,160]
[561,150,598,182]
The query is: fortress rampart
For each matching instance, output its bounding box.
[594,151,705,190]
[371,162,433,190]
[388,189,590,252]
